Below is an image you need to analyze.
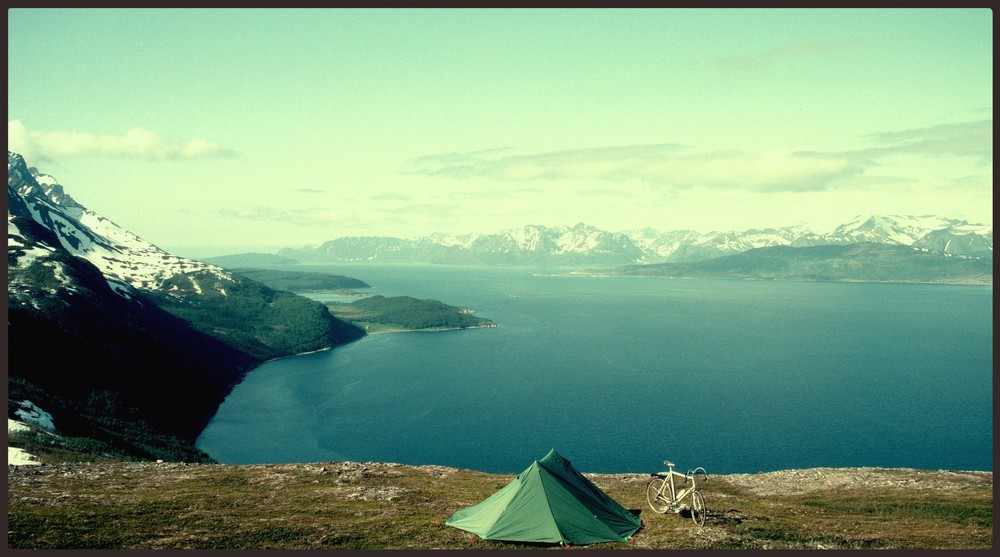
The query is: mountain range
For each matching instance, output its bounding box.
[7,151,363,461]
[276,218,992,266]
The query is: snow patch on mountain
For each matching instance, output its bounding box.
[8,151,234,298]
[13,400,56,432]
[509,225,546,251]
[833,214,951,245]
[7,221,56,263]
[428,232,479,248]
[8,403,58,466]
[8,447,41,466]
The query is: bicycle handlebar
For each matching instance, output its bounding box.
[686,467,709,480]
[660,460,709,481]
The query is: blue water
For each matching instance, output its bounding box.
[196,265,993,474]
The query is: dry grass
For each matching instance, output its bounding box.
[6,461,992,550]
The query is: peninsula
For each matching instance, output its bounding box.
[326,295,498,333]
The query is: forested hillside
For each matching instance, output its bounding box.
[327,295,498,332]
[225,268,370,293]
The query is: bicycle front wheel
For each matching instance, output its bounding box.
[646,478,669,514]
[690,490,706,527]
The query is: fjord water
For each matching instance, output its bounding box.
[196,265,992,474]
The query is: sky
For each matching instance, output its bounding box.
[7,8,993,258]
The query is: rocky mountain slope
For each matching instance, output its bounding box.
[277,217,992,266]
[7,151,364,460]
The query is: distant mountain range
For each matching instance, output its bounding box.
[7,151,364,461]
[602,243,993,284]
[276,218,992,266]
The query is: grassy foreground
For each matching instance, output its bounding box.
[6,460,991,550]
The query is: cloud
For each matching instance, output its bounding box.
[859,119,992,163]
[579,187,639,197]
[408,147,514,169]
[368,192,411,201]
[214,206,331,226]
[950,173,992,187]
[8,119,238,162]
[406,144,864,192]
[292,188,326,194]
[407,144,684,180]
[793,119,994,175]
[715,38,863,70]
[665,150,868,192]
[447,187,545,200]
[406,118,990,194]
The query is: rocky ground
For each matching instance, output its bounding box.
[704,466,993,495]
[6,459,992,550]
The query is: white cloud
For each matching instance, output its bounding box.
[8,120,238,162]
[213,206,331,227]
[715,38,863,70]
[859,119,992,164]
[405,119,990,194]
[406,144,864,192]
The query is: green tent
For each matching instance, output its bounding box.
[445,449,642,545]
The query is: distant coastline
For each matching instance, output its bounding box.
[584,243,992,286]
[364,322,500,334]
[568,270,993,287]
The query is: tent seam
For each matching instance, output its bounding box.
[535,462,570,545]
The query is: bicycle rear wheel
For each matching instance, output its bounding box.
[646,478,669,514]
[690,490,706,526]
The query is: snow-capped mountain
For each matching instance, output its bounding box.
[464,223,646,264]
[279,217,992,266]
[8,151,232,300]
[7,151,363,462]
[824,214,993,256]
[281,223,649,265]
[631,224,817,263]
[8,150,361,355]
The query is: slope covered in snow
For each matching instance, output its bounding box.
[8,151,230,297]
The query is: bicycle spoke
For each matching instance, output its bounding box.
[691,491,706,527]
[646,478,669,514]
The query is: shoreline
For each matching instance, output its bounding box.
[8,458,992,492]
[8,448,993,474]
[567,271,993,286]
[363,322,500,335]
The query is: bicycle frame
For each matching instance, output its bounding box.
[658,467,695,508]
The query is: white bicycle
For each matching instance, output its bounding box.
[646,460,709,526]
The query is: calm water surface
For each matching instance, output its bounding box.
[196,265,993,474]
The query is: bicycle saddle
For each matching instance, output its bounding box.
[663,460,675,468]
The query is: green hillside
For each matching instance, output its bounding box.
[327,295,498,332]
[226,268,370,292]
[146,270,365,360]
